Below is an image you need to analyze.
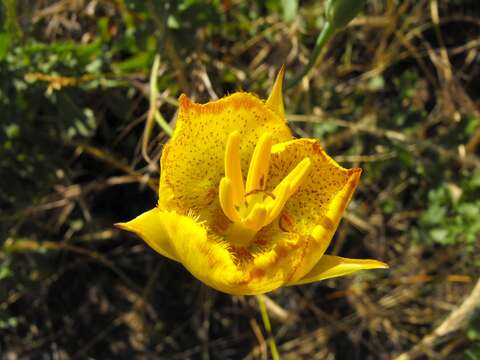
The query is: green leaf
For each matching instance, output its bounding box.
[326,0,367,29]
[112,52,151,73]
[429,228,449,244]
[0,32,12,60]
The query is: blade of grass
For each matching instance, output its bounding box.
[286,22,334,89]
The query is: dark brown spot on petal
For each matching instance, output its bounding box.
[319,215,335,232]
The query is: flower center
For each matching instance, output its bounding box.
[219,131,312,247]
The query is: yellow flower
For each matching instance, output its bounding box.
[117,68,387,295]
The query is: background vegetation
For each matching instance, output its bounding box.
[1,0,480,358]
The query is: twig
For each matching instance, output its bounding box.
[394,278,480,360]
[75,142,158,192]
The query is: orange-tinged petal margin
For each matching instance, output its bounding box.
[289,255,389,286]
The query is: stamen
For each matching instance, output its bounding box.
[265,182,291,224]
[245,132,273,193]
[220,130,313,247]
[273,157,312,197]
[225,131,245,205]
[219,177,241,222]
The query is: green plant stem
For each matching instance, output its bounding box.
[4,0,22,38]
[256,294,280,360]
[285,21,335,90]
[142,54,173,163]
[149,55,173,136]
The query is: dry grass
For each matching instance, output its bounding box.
[1,0,480,358]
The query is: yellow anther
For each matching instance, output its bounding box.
[265,182,291,225]
[274,157,312,197]
[246,132,273,193]
[243,204,268,231]
[224,131,245,205]
[219,177,241,222]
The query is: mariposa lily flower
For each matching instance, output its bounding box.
[117,68,387,295]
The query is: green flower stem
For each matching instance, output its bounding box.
[256,294,280,360]
[142,54,173,163]
[153,111,172,136]
[285,21,335,90]
[150,55,173,137]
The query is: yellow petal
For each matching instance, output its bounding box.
[268,138,362,281]
[265,65,286,119]
[157,211,243,292]
[159,93,292,224]
[154,210,303,295]
[289,255,388,286]
[241,228,306,294]
[119,208,245,293]
[115,208,178,262]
